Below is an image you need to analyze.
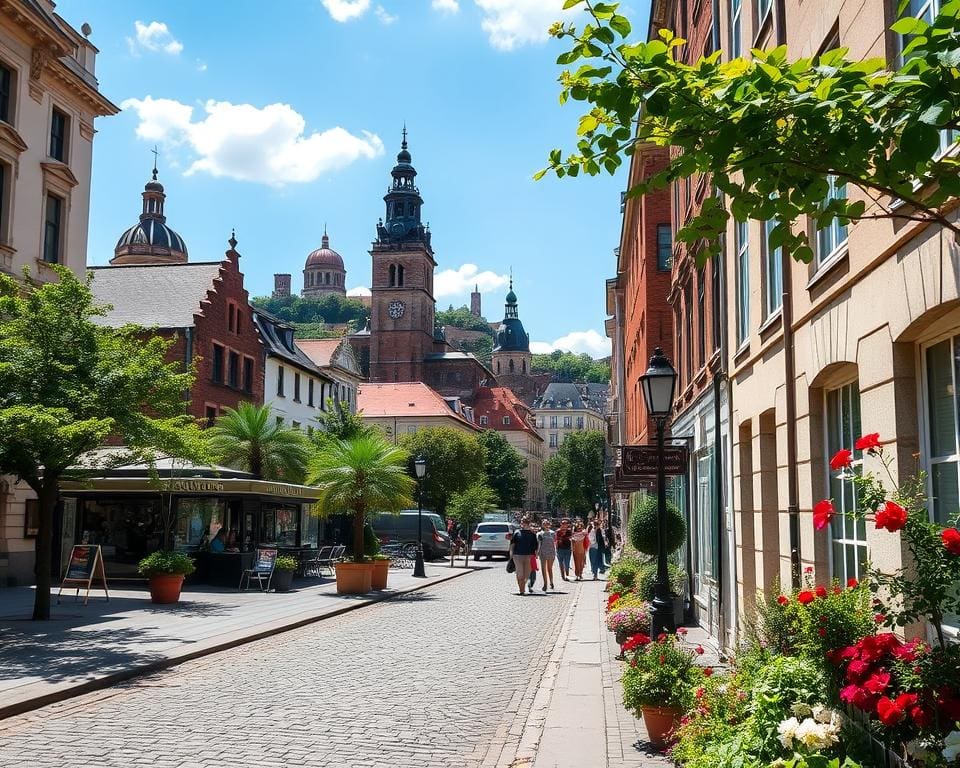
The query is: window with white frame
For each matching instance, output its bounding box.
[549,433,558,448]
[735,219,750,346]
[925,336,960,525]
[816,176,848,264]
[756,0,772,28]
[730,0,743,58]
[826,381,866,582]
[763,219,782,317]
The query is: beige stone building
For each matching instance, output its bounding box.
[357,382,480,442]
[0,1,116,585]
[533,382,608,460]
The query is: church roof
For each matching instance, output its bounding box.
[88,261,225,328]
[116,218,188,256]
[305,233,345,270]
[492,279,530,353]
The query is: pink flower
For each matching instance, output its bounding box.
[695,645,704,655]
[777,595,789,606]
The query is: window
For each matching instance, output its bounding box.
[292,421,300,430]
[730,0,743,58]
[49,108,68,162]
[397,265,404,287]
[735,220,750,346]
[502,415,511,426]
[205,406,218,428]
[656,224,672,271]
[711,249,721,353]
[0,63,12,123]
[277,416,283,426]
[389,264,396,287]
[537,416,545,428]
[42,194,63,264]
[277,365,285,397]
[294,372,301,402]
[763,219,783,317]
[816,176,848,264]
[550,415,558,429]
[697,267,706,367]
[925,336,960,525]
[826,382,866,582]
[563,416,572,428]
[243,357,253,393]
[228,304,235,333]
[212,344,225,384]
[308,379,315,407]
[394,201,404,217]
[549,433,558,448]
[756,0,772,27]
[320,382,326,410]
[228,351,239,388]
[480,415,488,426]
[684,281,693,382]
[675,307,683,390]
[577,416,584,430]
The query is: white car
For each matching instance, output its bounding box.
[471,522,516,560]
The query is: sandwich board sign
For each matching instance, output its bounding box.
[57,544,109,605]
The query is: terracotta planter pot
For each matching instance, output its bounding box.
[335,561,374,595]
[148,573,185,604]
[371,559,390,590]
[641,705,680,749]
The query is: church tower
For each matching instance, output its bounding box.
[491,277,532,378]
[368,130,437,383]
[111,165,188,265]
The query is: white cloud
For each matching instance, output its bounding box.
[434,264,509,299]
[531,329,611,358]
[432,0,460,12]
[321,0,371,21]
[127,20,183,56]
[196,59,207,72]
[474,0,574,50]
[121,96,384,186]
[347,286,372,297]
[375,5,398,23]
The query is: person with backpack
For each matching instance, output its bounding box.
[509,516,539,595]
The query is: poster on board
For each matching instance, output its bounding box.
[57,544,109,605]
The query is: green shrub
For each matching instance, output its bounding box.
[634,559,687,599]
[138,551,195,576]
[275,555,298,572]
[363,522,381,557]
[628,494,686,556]
[608,556,643,590]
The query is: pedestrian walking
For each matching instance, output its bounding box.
[595,524,608,575]
[571,520,587,580]
[555,518,573,581]
[586,522,603,580]
[509,516,539,595]
[537,518,557,591]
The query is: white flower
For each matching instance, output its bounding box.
[944,731,960,763]
[778,717,800,749]
[906,739,934,761]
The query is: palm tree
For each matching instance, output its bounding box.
[206,402,312,481]
[307,434,415,562]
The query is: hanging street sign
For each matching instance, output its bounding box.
[618,445,689,477]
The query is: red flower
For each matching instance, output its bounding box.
[819,615,828,623]
[677,627,688,635]
[910,705,933,728]
[892,640,919,663]
[835,645,858,662]
[840,684,878,712]
[659,655,666,665]
[777,595,789,606]
[874,501,908,532]
[607,592,621,607]
[797,590,816,605]
[943,527,960,556]
[896,692,918,710]
[657,633,668,642]
[818,628,827,637]
[847,578,858,588]
[877,696,904,726]
[875,613,887,624]
[695,687,705,700]
[815,585,828,598]
[832,586,842,595]
[937,688,960,720]
[855,433,881,452]
[846,659,872,682]
[863,671,891,695]
[703,667,713,677]
[622,633,651,653]
[813,499,835,531]
[804,566,814,574]
[695,645,704,655]
[830,449,853,470]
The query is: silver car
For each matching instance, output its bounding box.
[471,522,516,560]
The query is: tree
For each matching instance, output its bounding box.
[543,430,607,514]
[436,305,495,334]
[206,402,312,482]
[454,335,493,366]
[542,1,960,263]
[447,481,499,565]
[531,350,610,382]
[476,429,527,508]
[306,434,415,562]
[251,294,369,329]
[317,397,372,442]
[399,427,485,515]
[0,268,206,620]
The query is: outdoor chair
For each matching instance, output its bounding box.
[303,545,333,578]
[316,545,343,576]
[239,548,278,591]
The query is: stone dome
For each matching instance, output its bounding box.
[305,233,344,269]
[115,219,188,258]
[111,170,188,265]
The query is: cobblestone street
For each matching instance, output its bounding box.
[0,564,576,768]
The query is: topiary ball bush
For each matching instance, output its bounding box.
[628,494,686,556]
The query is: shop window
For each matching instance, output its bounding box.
[174,498,225,552]
[826,381,866,582]
[212,343,225,384]
[43,193,63,264]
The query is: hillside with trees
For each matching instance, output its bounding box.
[251,294,370,339]
[531,351,610,383]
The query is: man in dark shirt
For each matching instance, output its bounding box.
[509,516,539,595]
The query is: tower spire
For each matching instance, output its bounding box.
[401,122,408,149]
[151,145,159,180]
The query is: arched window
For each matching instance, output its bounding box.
[509,359,515,373]
[389,264,396,287]
[496,360,501,374]
[397,265,405,287]
[522,359,527,374]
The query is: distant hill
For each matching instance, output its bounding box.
[251,295,370,339]
[436,305,495,335]
[531,351,610,383]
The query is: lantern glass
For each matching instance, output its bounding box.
[414,457,427,479]
[639,348,677,419]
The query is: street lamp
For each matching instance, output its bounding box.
[413,456,427,578]
[639,347,678,637]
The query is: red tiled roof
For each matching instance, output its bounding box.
[357,382,479,430]
[473,386,543,440]
[296,338,343,368]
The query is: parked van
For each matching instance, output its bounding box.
[370,510,451,560]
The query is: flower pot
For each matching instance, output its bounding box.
[672,593,684,626]
[371,559,390,590]
[148,573,185,604]
[335,561,374,595]
[641,705,680,749]
[273,568,295,592]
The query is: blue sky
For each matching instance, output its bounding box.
[63,0,650,358]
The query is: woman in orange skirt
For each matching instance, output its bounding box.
[571,520,587,581]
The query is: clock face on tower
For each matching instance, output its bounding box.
[388,300,405,319]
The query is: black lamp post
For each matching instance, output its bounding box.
[413,456,427,578]
[639,347,678,637]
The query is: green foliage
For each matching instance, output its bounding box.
[628,494,686,556]
[447,481,499,532]
[252,294,369,331]
[206,402,312,482]
[307,434,415,562]
[543,430,606,513]
[545,2,960,262]
[608,555,644,591]
[453,334,493,366]
[138,551,196,576]
[531,350,610,383]
[291,322,343,339]
[316,398,372,442]
[621,633,702,712]
[399,427,485,515]
[436,305,494,334]
[476,429,527,508]
[0,267,206,619]
[363,522,381,557]
[634,558,687,599]
[274,554,298,572]
[747,657,827,761]
[772,580,873,663]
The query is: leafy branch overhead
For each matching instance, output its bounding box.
[542,0,960,263]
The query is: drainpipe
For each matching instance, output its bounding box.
[782,244,801,589]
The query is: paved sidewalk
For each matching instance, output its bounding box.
[0,563,469,718]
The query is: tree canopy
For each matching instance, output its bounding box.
[399,427,485,515]
[477,429,527,508]
[252,294,369,331]
[544,430,607,514]
[448,481,498,533]
[436,305,495,334]
[0,268,206,619]
[531,350,610,382]
[543,0,960,263]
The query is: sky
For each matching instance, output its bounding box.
[62,0,651,359]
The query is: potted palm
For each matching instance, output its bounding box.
[307,434,415,595]
[272,554,297,592]
[138,551,196,604]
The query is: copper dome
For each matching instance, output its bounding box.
[305,233,344,270]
